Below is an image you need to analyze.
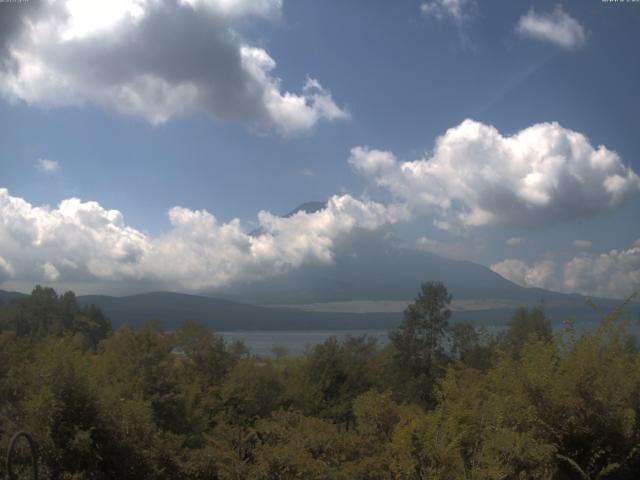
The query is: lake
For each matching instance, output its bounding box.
[220,319,640,357]
[220,329,391,357]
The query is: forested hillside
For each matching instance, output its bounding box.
[0,285,639,479]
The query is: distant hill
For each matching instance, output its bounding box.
[75,291,402,331]
[76,292,581,331]
[0,290,27,305]
[0,288,402,330]
[0,286,629,332]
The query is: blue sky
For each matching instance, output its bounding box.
[0,0,639,298]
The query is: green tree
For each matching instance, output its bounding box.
[498,304,552,354]
[178,320,234,386]
[389,281,452,405]
[0,286,111,347]
[72,303,111,348]
[287,335,377,426]
[94,322,185,433]
[221,360,284,427]
[353,390,401,443]
[18,338,121,479]
[449,323,493,370]
[250,411,338,480]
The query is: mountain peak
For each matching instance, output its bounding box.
[283,201,326,218]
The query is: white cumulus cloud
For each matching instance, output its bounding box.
[0,0,347,135]
[516,6,587,50]
[35,158,60,173]
[574,239,592,249]
[415,236,466,260]
[350,119,640,231]
[42,262,60,281]
[491,240,640,299]
[0,256,15,283]
[491,259,557,291]
[506,237,523,247]
[0,188,400,292]
[420,0,476,25]
[563,242,640,299]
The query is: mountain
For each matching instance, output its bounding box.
[241,202,578,305]
[283,201,326,217]
[212,229,597,306]
[210,202,630,324]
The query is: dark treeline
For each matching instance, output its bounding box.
[0,283,639,479]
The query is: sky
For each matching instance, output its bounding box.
[0,0,639,299]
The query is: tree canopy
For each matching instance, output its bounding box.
[0,285,639,479]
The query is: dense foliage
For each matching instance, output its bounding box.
[0,284,639,479]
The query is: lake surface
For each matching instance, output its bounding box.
[220,329,391,357]
[220,319,640,357]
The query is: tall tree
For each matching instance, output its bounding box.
[389,281,451,405]
[499,305,552,354]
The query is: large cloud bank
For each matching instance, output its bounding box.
[0,0,347,134]
[0,188,401,291]
[492,240,640,299]
[350,119,640,231]
[1,118,638,296]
